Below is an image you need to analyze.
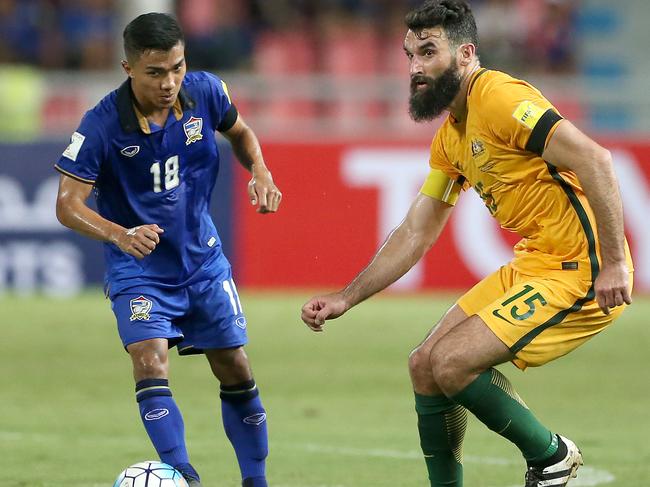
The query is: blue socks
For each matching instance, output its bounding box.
[135,379,198,479]
[135,378,268,486]
[220,380,269,486]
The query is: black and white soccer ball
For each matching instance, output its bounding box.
[112,461,189,487]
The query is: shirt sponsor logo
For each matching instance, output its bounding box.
[120,145,140,157]
[513,100,546,130]
[243,412,267,426]
[144,408,169,421]
[183,116,203,145]
[130,295,153,321]
[62,132,85,161]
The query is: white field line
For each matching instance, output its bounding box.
[2,432,616,487]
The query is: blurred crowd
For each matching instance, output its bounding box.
[181,0,578,75]
[0,0,577,74]
[0,0,115,69]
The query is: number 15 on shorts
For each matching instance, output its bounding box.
[492,284,548,323]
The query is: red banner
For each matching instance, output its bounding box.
[235,140,649,293]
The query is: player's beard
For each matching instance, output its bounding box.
[409,63,462,122]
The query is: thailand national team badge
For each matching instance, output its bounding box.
[129,295,153,321]
[183,116,203,145]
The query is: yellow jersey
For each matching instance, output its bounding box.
[420,68,632,277]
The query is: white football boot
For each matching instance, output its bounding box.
[524,435,583,487]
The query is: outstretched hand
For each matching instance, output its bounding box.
[301,293,350,332]
[594,262,632,315]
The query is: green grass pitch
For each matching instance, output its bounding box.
[1,291,648,486]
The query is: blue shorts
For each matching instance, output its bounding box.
[111,267,248,355]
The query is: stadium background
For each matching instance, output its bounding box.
[1,0,649,295]
[1,1,649,486]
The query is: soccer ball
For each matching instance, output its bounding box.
[112,461,189,487]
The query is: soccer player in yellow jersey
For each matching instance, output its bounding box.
[301,1,633,486]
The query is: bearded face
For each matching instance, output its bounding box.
[408,61,462,122]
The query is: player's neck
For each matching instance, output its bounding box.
[146,108,171,128]
[448,62,481,123]
[132,91,171,127]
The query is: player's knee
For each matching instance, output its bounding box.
[134,360,167,379]
[128,339,169,380]
[408,345,429,376]
[208,346,252,382]
[430,345,463,388]
[131,351,168,379]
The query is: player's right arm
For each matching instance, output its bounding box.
[301,192,454,331]
[56,174,163,259]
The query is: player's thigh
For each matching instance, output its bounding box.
[476,272,631,370]
[411,266,511,361]
[429,313,513,389]
[411,304,468,360]
[111,287,187,350]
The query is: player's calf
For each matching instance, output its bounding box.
[135,379,199,482]
[220,379,269,487]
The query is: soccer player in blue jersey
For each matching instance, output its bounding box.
[54,13,278,487]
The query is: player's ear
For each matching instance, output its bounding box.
[457,43,476,67]
[121,60,133,78]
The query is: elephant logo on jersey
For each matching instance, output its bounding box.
[183,116,203,145]
[130,296,152,321]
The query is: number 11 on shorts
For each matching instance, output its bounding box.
[222,278,243,315]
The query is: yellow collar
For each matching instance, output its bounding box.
[133,97,184,134]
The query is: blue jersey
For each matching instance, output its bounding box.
[55,71,239,297]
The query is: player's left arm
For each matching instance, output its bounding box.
[542,120,632,314]
[222,114,281,214]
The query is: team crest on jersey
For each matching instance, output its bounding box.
[471,139,486,158]
[130,295,153,321]
[470,138,490,167]
[183,116,203,145]
[120,145,140,157]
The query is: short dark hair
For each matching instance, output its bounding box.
[405,0,478,49]
[123,12,185,60]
